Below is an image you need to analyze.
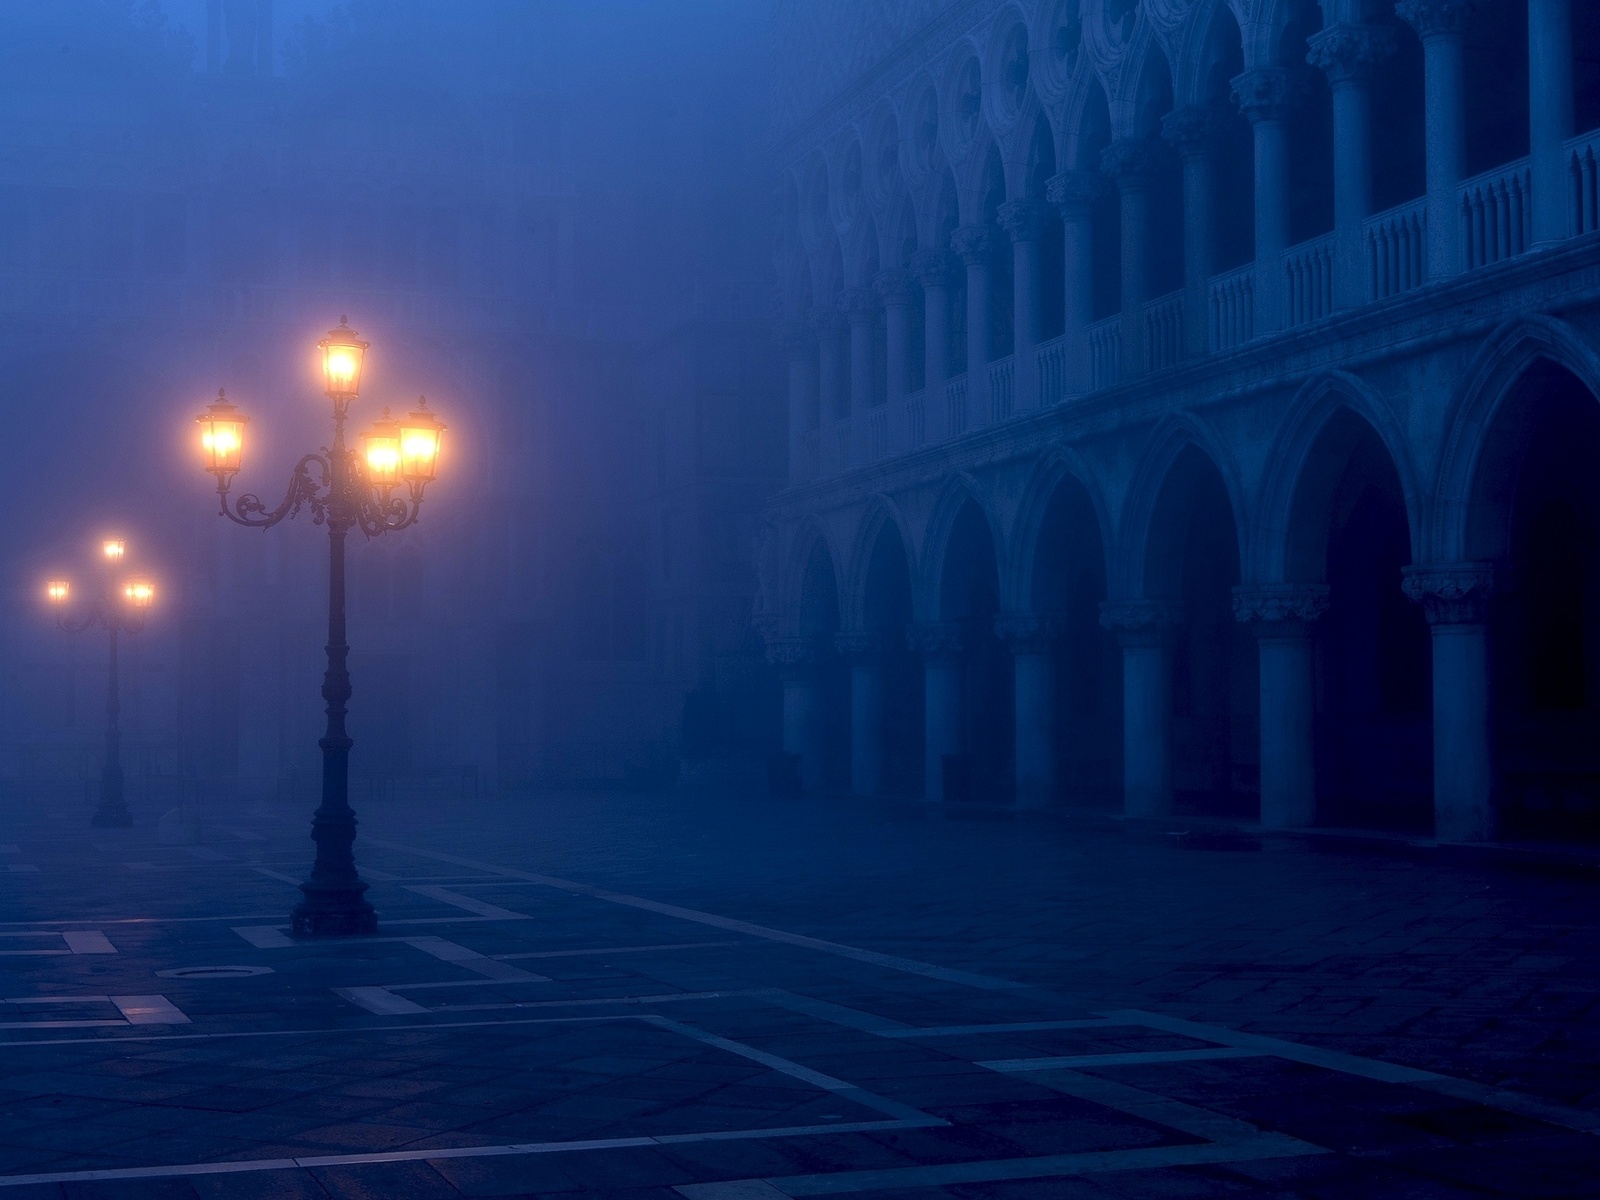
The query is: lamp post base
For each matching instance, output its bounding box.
[291,886,377,937]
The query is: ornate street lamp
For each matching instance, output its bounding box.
[193,318,446,937]
[45,540,156,828]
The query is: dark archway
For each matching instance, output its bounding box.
[796,538,848,792]
[1030,476,1117,805]
[1028,115,1065,342]
[1281,2,1334,245]
[940,499,1011,800]
[1146,445,1255,816]
[1287,412,1430,831]
[1078,79,1120,319]
[862,521,921,795]
[1469,365,1600,839]
[1201,5,1253,272]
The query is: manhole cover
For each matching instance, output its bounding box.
[155,965,274,979]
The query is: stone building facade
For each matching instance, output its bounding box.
[762,0,1600,842]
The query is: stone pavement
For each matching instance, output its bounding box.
[1,790,1598,1197]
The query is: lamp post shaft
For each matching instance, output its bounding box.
[291,404,376,936]
[92,619,132,828]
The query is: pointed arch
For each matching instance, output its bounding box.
[842,497,916,632]
[1255,371,1421,583]
[1005,449,1113,612]
[1434,316,1600,562]
[918,472,1005,620]
[1116,413,1249,598]
[782,518,844,636]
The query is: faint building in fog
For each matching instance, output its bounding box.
[759,0,1600,844]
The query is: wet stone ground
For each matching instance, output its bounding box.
[1,790,1598,1198]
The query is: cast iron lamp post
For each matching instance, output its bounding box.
[45,539,157,829]
[194,318,445,937]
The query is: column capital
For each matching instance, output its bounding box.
[1396,0,1472,39]
[994,613,1062,653]
[1306,23,1396,86]
[909,247,956,289]
[996,199,1042,244]
[1046,169,1103,218]
[1099,598,1183,647]
[807,304,845,337]
[1231,67,1301,124]
[833,631,884,661]
[838,286,879,323]
[1099,138,1168,192]
[907,621,964,660]
[766,637,819,672]
[950,224,996,266]
[1402,563,1494,626]
[1161,105,1226,158]
[874,268,914,307]
[776,318,814,355]
[1232,584,1330,636]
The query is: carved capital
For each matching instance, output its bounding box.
[1046,169,1103,218]
[909,247,956,289]
[874,269,913,308]
[1099,138,1168,191]
[838,286,879,322]
[1161,105,1225,157]
[1099,599,1182,647]
[907,621,964,659]
[1232,584,1331,636]
[807,304,845,337]
[775,318,813,355]
[949,224,996,266]
[766,637,818,671]
[1231,67,1300,124]
[834,631,884,661]
[996,199,1041,244]
[994,613,1062,654]
[1307,24,1396,86]
[1396,0,1472,39]
[1402,563,1494,626]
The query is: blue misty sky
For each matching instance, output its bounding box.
[165,0,333,68]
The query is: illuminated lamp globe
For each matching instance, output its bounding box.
[102,538,126,563]
[123,580,155,610]
[399,397,445,487]
[197,389,248,479]
[362,409,402,489]
[46,580,70,605]
[318,317,369,401]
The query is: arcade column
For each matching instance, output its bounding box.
[1100,599,1183,819]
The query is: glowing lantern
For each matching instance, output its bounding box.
[362,409,402,489]
[318,317,369,400]
[399,397,445,487]
[123,580,155,609]
[197,389,248,479]
[46,580,70,604]
[102,538,126,563]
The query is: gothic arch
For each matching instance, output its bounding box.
[842,497,917,632]
[1434,316,1600,562]
[782,519,844,637]
[1116,413,1249,597]
[1005,449,1114,612]
[919,472,1005,619]
[1255,371,1421,582]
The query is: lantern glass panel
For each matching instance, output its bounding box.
[46,580,69,604]
[319,319,368,399]
[399,401,445,484]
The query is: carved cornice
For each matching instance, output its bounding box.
[1232,585,1331,635]
[1161,105,1225,157]
[1307,24,1396,86]
[1402,563,1494,626]
[1099,599,1182,647]
[996,199,1041,244]
[838,286,879,322]
[908,248,956,289]
[833,631,884,660]
[993,613,1061,653]
[1046,169,1104,218]
[1099,138,1168,191]
[949,224,995,266]
[874,269,913,307]
[907,621,964,659]
[1231,67,1300,124]
[1396,0,1473,39]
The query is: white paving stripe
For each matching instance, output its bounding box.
[61,931,115,955]
[335,986,431,1016]
[2,865,40,874]
[405,885,528,920]
[493,940,741,960]
[232,926,294,948]
[251,867,301,885]
[403,936,549,982]
[371,839,1024,991]
[0,1119,925,1189]
[109,995,190,1025]
[980,1047,1265,1071]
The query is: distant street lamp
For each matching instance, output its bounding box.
[194,318,445,937]
[45,538,157,828]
